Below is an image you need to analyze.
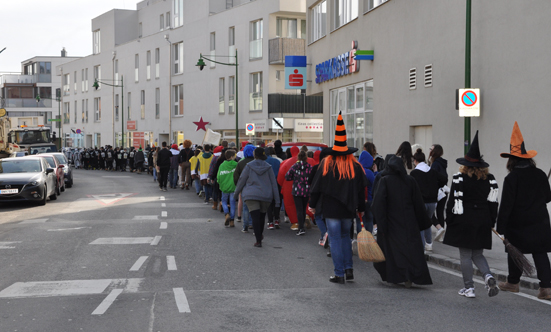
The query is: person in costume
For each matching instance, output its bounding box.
[497,122,551,300]
[443,131,499,298]
[285,150,313,236]
[372,153,432,288]
[310,112,367,284]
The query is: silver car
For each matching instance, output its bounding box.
[0,157,57,205]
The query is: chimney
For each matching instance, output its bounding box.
[61,47,67,57]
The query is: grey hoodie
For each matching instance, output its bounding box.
[234,159,280,206]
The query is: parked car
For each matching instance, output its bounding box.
[35,154,65,195]
[39,152,73,188]
[0,157,57,205]
[265,142,328,154]
[9,151,29,158]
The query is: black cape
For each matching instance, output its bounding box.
[372,156,433,285]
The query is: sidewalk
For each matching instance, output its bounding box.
[425,227,551,290]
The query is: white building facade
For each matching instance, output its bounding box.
[58,0,322,149]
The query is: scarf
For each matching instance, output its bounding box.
[451,172,498,215]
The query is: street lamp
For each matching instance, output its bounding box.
[196,51,239,147]
[93,76,124,147]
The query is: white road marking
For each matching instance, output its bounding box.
[0,241,21,249]
[161,211,167,217]
[102,176,131,178]
[90,237,155,245]
[160,196,165,201]
[167,256,177,271]
[150,236,162,246]
[160,222,168,229]
[173,288,191,313]
[47,227,91,232]
[92,289,124,315]
[428,264,551,306]
[20,219,48,224]
[133,215,159,220]
[130,256,149,271]
[161,203,166,207]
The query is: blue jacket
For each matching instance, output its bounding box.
[359,150,377,201]
[265,156,281,179]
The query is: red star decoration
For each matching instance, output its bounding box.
[193,117,210,131]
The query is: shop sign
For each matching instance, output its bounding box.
[294,119,323,132]
[254,119,268,132]
[285,56,307,89]
[315,41,360,84]
[132,131,145,149]
[127,120,137,131]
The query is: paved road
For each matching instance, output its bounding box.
[0,169,550,332]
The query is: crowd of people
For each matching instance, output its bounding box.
[64,146,148,173]
[70,117,551,300]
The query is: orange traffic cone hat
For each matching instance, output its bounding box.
[330,111,358,156]
[500,122,537,159]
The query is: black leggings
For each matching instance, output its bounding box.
[432,194,447,227]
[250,210,266,243]
[293,195,309,230]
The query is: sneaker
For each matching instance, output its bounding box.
[241,227,248,233]
[320,232,328,246]
[291,223,299,231]
[237,216,242,223]
[458,287,476,298]
[267,223,275,230]
[319,239,325,246]
[274,220,280,229]
[425,242,433,252]
[434,228,446,242]
[159,187,163,191]
[163,187,167,192]
[284,216,290,223]
[485,274,499,297]
[296,229,306,236]
[345,269,354,281]
[498,281,519,293]
[204,201,209,205]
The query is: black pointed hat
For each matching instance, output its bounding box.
[456,131,489,168]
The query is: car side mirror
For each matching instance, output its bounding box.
[46,168,55,174]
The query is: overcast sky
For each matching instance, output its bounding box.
[0,0,136,73]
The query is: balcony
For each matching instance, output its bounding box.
[3,98,52,108]
[268,94,323,114]
[269,38,306,65]
[0,74,36,85]
[209,0,254,15]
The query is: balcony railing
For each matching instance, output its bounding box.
[209,0,254,15]
[269,38,306,64]
[268,94,323,114]
[3,98,52,108]
[0,74,36,85]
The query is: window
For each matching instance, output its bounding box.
[82,100,85,123]
[94,65,101,88]
[74,101,77,124]
[85,68,89,91]
[37,62,51,83]
[115,94,119,121]
[160,14,164,30]
[94,97,101,121]
[81,69,84,92]
[93,30,101,54]
[74,71,77,93]
[333,0,358,30]
[141,90,145,119]
[364,0,389,13]
[249,72,262,111]
[173,85,183,116]
[166,11,171,28]
[276,18,297,39]
[115,60,119,83]
[229,76,235,114]
[146,51,151,80]
[155,48,160,78]
[155,88,160,119]
[229,27,235,46]
[135,54,139,82]
[250,20,263,60]
[64,102,70,124]
[310,1,326,42]
[210,33,216,68]
[276,70,282,81]
[173,42,184,74]
[85,99,89,123]
[127,92,131,120]
[219,78,225,114]
[138,22,142,38]
[173,0,183,27]
[63,73,70,95]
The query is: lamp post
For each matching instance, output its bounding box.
[93,76,124,147]
[196,50,239,147]
[464,0,472,154]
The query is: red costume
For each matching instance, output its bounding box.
[277,146,317,224]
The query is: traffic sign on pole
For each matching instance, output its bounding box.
[245,123,255,135]
[458,88,480,117]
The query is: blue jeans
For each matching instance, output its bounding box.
[326,218,353,277]
[221,192,236,219]
[169,168,178,188]
[203,183,213,201]
[360,201,374,233]
[242,202,251,229]
[194,178,201,194]
[153,168,157,181]
[316,213,327,239]
[421,202,437,246]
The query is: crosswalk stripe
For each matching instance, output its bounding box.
[161,211,167,217]
[160,222,168,229]
[151,236,162,246]
[160,196,165,201]
[130,256,149,271]
[173,288,190,313]
[133,215,159,220]
[92,289,124,315]
[161,203,166,207]
[90,237,155,245]
[167,256,177,271]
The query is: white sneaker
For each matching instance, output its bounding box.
[485,274,499,297]
[458,287,476,298]
[425,242,433,252]
[434,228,446,242]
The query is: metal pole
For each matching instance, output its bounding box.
[464,0,472,154]
[58,97,61,149]
[235,49,239,147]
[121,76,124,148]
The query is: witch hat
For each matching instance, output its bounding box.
[330,111,358,156]
[456,131,489,167]
[500,121,537,159]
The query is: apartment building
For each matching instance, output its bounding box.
[58,0,320,149]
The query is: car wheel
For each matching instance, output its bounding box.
[50,186,58,200]
[38,186,47,206]
[67,178,73,188]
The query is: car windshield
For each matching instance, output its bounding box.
[54,154,68,164]
[0,159,42,173]
[13,129,50,144]
[43,157,56,168]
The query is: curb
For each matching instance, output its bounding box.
[425,252,541,290]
